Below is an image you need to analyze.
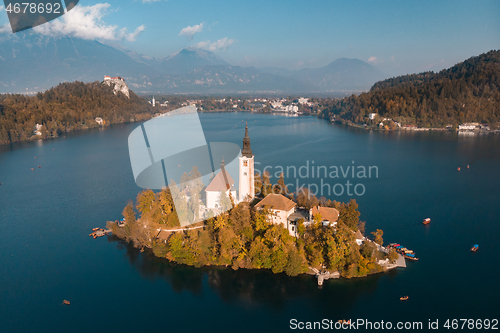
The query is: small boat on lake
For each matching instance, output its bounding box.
[392,245,419,260]
[62,300,70,305]
[457,167,461,171]
[403,253,419,261]
[400,296,409,301]
[89,228,111,239]
[423,218,431,225]
[471,244,479,252]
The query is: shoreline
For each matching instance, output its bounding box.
[331,119,499,134]
[108,226,405,284]
[0,117,150,147]
[106,191,404,282]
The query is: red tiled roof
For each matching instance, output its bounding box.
[205,168,234,192]
[311,206,339,222]
[255,193,296,211]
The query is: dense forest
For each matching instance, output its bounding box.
[108,181,395,278]
[0,81,154,145]
[321,50,500,129]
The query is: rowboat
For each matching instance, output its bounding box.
[403,253,419,261]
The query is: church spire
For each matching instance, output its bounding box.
[241,122,253,158]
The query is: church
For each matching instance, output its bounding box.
[205,122,255,210]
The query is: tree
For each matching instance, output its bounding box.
[122,201,135,222]
[218,190,232,212]
[371,229,384,246]
[254,172,263,197]
[338,199,360,231]
[136,190,156,215]
[313,213,323,228]
[297,218,306,236]
[274,173,289,195]
[0,126,9,144]
[387,248,399,263]
[248,237,272,269]
[214,213,228,230]
[297,187,318,208]
[360,241,376,258]
[261,171,272,196]
[158,188,174,219]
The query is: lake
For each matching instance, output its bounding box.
[1,113,499,332]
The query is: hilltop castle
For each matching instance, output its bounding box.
[103,75,130,98]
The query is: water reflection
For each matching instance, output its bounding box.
[108,235,389,312]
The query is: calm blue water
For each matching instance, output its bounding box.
[1,114,499,332]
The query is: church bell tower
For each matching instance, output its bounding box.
[239,122,255,202]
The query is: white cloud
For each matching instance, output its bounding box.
[0,23,11,34]
[123,24,145,41]
[33,3,145,41]
[0,5,5,11]
[142,0,162,2]
[368,56,377,63]
[190,37,235,52]
[179,22,204,40]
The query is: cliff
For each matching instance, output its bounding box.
[103,76,130,98]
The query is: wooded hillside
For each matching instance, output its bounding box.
[321,50,500,128]
[0,81,153,145]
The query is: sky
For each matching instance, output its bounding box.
[1,0,499,77]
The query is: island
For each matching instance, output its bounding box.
[107,123,403,280]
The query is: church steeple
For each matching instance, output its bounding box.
[241,122,253,158]
[238,121,255,203]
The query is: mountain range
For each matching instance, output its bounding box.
[0,33,386,94]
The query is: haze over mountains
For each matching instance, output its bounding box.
[0,34,386,94]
